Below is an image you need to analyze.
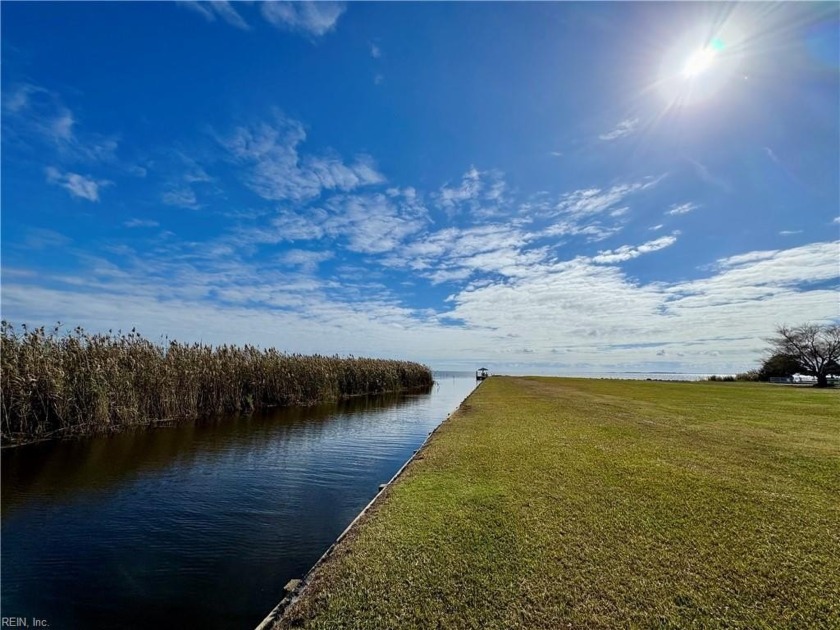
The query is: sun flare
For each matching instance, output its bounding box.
[682,48,717,78]
[681,37,726,79]
[656,33,735,107]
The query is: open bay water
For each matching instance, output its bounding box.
[1,373,477,629]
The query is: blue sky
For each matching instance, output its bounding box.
[2,1,838,373]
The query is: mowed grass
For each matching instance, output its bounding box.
[277,377,839,629]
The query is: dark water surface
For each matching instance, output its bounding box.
[1,373,477,629]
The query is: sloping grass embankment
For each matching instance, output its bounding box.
[276,377,839,629]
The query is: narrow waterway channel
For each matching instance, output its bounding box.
[1,372,477,629]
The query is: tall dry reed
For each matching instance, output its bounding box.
[1,323,433,445]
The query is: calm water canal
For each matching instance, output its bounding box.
[1,373,477,629]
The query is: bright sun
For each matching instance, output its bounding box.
[682,48,717,78]
[657,33,736,107]
[681,38,726,79]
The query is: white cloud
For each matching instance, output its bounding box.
[687,158,731,192]
[220,114,384,202]
[649,224,664,231]
[3,192,836,372]
[716,250,776,268]
[552,177,661,219]
[590,235,678,264]
[542,220,623,243]
[599,117,639,141]
[438,166,482,209]
[51,110,76,142]
[261,1,346,37]
[440,240,838,368]
[667,202,699,216]
[178,1,214,21]
[45,167,109,202]
[380,223,546,285]
[23,228,71,250]
[707,242,838,287]
[370,42,381,58]
[278,249,334,272]
[178,1,249,29]
[162,187,200,209]
[426,268,474,285]
[211,1,250,29]
[436,168,509,218]
[3,84,44,113]
[322,192,428,254]
[4,83,120,163]
[764,146,781,165]
[779,230,802,236]
[124,219,160,228]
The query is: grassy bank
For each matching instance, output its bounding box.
[277,377,839,629]
[1,324,432,445]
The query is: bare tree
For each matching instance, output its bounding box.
[768,324,840,387]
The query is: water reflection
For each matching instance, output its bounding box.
[1,375,476,630]
[2,389,426,517]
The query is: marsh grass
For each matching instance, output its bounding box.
[1,323,433,445]
[277,377,839,629]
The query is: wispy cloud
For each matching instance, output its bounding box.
[590,235,678,264]
[23,228,72,250]
[599,117,639,141]
[179,1,344,36]
[441,240,838,366]
[4,83,120,164]
[779,230,802,236]
[438,167,481,209]
[666,202,699,216]
[124,219,160,228]
[210,1,250,29]
[178,1,214,21]
[764,146,781,165]
[436,167,509,218]
[323,192,427,254]
[3,83,46,113]
[278,249,334,272]
[381,223,544,285]
[687,158,731,192]
[552,177,661,219]
[716,250,777,268]
[178,1,249,29]
[370,42,381,58]
[162,187,200,209]
[219,113,384,202]
[542,220,624,243]
[261,1,346,37]
[158,151,215,209]
[45,167,109,201]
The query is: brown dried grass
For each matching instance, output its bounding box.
[1,322,433,445]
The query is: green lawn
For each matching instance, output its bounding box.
[276,377,840,629]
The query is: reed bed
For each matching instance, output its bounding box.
[1,323,433,446]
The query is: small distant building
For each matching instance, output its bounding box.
[476,367,489,381]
